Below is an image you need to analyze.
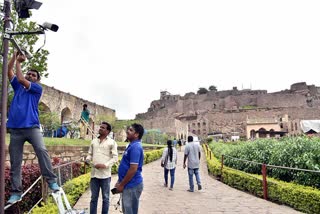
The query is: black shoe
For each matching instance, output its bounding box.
[198,184,202,190]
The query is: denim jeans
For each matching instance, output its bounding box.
[188,168,201,191]
[9,128,57,195]
[122,182,143,214]
[164,168,176,188]
[90,177,111,214]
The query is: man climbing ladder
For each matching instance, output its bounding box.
[80,104,90,139]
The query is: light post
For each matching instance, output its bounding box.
[0,1,58,211]
[0,1,11,212]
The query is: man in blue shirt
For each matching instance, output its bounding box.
[115,123,144,214]
[6,52,59,204]
[173,138,177,148]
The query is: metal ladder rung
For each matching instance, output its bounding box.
[52,188,76,214]
[80,117,97,138]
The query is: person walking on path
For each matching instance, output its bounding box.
[6,51,59,204]
[161,140,177,190]
[183,135,202,192]
[80,104,90,139]
[115,123,144,214]
[177,139,182,151]
[86,122,118,214]
[74,138,301,214]
[173,138,177,148]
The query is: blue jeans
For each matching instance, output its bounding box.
[9,128,57,195]
[164,168,175,188]
[188,168,201,191]
[90,177,111,214]
[122,182,143,214]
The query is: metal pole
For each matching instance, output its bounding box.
[262,164,268,200]
[0,1,11,212]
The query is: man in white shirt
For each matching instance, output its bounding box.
[86,122,118,214]
[183,136,202,192]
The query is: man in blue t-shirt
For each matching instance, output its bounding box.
[6,52,59,204]
[115,123,144,214]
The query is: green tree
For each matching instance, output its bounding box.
[111,119,141,132]
[95,114,116,125]
[1,10,50,78]
[39,111,60,131]
[197,87,208,94]
[142,129,169,144]
[64,121,80,139]
[1,10,50,118]
[209,85,217,92]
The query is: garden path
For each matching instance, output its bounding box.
[74,146,301,214]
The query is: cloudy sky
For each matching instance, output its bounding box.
[30,1,320,119]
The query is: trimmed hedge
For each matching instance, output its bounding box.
[204,145,320,214]
[31,148,164,212]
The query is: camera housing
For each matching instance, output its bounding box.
[111,188,120,195]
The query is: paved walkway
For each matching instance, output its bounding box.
[74,147,302,214]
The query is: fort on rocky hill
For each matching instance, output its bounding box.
[136,82,320,139]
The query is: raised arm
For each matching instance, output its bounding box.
[15,52,30,88]
[8,52,17,81]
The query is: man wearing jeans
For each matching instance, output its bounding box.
[115,123,144,214]
[183,136,202,192]
[6,52,60,204]
[86,122,118,214]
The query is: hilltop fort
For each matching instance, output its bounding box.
[136,82,320,139]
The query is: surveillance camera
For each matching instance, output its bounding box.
[39,22,59,32]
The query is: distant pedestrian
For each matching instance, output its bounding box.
[183,136,202,192]
[80,104,90,139]
[161,140,177,190]
[86,122,118,214]
[173,138,177,148]
[115,123,145,214]
[177,139,182,151]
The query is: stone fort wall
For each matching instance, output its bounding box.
[137,82,320,138]
[40,84,116,124]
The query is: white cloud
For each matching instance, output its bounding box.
[29,0,320,119]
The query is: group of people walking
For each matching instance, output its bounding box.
[161,135,202,192]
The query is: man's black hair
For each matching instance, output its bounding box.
[83,104,87,108]
[187,136,193,142]
[101,121,112,131]
[29,69,40,80]
[131,123,144,140]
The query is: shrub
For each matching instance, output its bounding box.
[5,164,41,212]
[203,144,320,214]
[210,137,320,188]
[5,158,85,213]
